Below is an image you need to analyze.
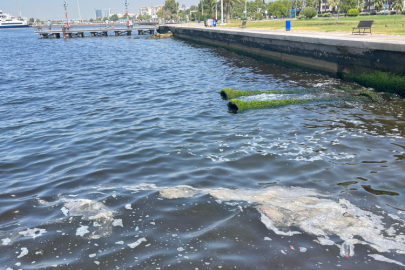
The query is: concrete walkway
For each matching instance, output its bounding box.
[167,23,405,53]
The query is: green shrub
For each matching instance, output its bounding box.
[254,12,264,20]
[402,10,405,15]
[342,71,405,97]
[370,10,377,15]
[348,9,360,16]
[319,12,332,17]
[359,12,370,16]
[377,11,386,15]
[301,7,317,19]
[297,14,306,19]
[390,11,396,15]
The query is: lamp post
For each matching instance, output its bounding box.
[245,0,247,19]
[221,0,224,23]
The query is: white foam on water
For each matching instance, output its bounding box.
[113,219,123,227]
[94,261,100,265]
[61,207,69,216]
[60,198,116,239]
[19,228,47,239]
[126,184,405,256]
[89,254,96,258]
[128,238,147,249]
[115,241,124,244]
[299,247,307,252]
[264,237,272,241]
[160,185,201,199]
[318,237,335,246]
[76,226,89,237]
[125,204,133,210]
[2,238,11,245]
[177,247,185,251]
[17,247,28,258]
[368,254,405,267]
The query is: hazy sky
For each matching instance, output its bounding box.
[1,0,198,20]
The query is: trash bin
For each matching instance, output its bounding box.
[198,20,201,23]
[286,20,291,31]
[213,19,216,27]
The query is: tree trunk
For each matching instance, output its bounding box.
[334,0,343,24]
[226,1,231,23]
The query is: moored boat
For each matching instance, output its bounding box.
[0,10,28,28]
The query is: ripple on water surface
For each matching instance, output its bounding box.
[0,28,405,269]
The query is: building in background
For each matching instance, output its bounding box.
[95,10,102,19]
[138,6,163,18]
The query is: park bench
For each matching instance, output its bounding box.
[352,20,374,35]
[240,20,247,28]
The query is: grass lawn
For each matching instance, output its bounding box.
[219,15,405,35]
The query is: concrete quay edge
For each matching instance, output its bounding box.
[169,25,405,53]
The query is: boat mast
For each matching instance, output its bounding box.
[15,0,20,18]
[77,0,82,22]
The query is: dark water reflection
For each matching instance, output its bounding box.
[0,28,405,269]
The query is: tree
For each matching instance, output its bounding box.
[372,0,384,10]
[29,18,35,23]
[225,0,242,23]
[157,7,163,18]
[103,17,108,21]
[393,0,403,11]
[341,0,357,13]
[334,0,343,24]
[164,0,178,14]
[268,1,288,17]
[109,14,119,21]
[329,0,340,12]
[89,18,94,22]
[164,9,172,20]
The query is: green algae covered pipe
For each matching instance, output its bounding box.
[228,99,310,113]
[220,88,285,100]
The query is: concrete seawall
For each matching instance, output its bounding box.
[159,25,405,76]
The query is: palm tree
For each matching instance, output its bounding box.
[329,0,340,13]
[392,0,403,11]
[225,0,242,23]
[372,0,384,11]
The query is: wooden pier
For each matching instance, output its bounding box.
[34,26,158,39]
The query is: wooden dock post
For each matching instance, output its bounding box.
[127,31,132,35]
[115,31,119,36]
[62,27,66,39]
[103,32,108,36]
[79,32,84,38]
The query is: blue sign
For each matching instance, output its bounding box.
[384,3,387,7]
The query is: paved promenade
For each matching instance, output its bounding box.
[168,23,405,53]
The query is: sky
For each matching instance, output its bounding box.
[1,0,198,20]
